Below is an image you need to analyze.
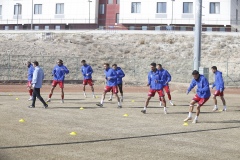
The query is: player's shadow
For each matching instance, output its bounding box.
[50,106,99,109]
[203,120,240,124]
[50,99,85,101]
[128,106,164,109]
[169,111,220,115]
[1,125,240,150]
[174,105,190,107]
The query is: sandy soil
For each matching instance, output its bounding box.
[0,87,240,160]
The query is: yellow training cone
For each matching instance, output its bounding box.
[96,96,99,98]
[70,132,77,136]
[80,107,84,110]
[183,122,188,126]
[19,119,25,123]
[16,98,19,100]
[123,114,129,117]
[131,100,135,102]
[219,109,222,112]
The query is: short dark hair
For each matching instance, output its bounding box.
[57,59,63,64]
[157,64,162,67]
[81,60,86,63]
[112,64,117,67]
[192,70,199,75]
[150,62,156,67]
[211,66,217,70]
[32,61,39,66]
[104,63,109,67]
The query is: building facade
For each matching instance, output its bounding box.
[0,0,239,31]
[119,0,240,31]
[0,0,99,30]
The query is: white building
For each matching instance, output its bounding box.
[0,0,239,31]
[119,0,240,31]
[0,0,99,30]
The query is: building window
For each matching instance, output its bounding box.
[34,26,39,30]
[142,26,147,30]
[0,5,2,15]
[210,2,220,14]
[116,13,119,23]
[56,3,64,14]
[45,26,49,30]
[14,4,22,15]
[131,2,141,13]
[117,0,120,4]
[4,26,9,30]
[99,26,104,30]
[55,25,61,30]
[155,26,161,30]
[108,0,113,4]
[34,4,42,14]
[99,4,105,14]
[157,2,167,13]
[219,27,225,32]
[129,26,135,30]
[183,2,193,13]
[180,26,186,31]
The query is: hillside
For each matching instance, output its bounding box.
[0,31,240,86]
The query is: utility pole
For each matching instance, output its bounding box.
[31,0,33,30]
[193,0,202,70]
[16,3,21,30]
[88,0,92,25]
[171,0,175,25]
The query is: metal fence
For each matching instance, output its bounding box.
[0,54,239,86]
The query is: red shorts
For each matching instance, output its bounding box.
[148,89,165,97]
[193,94,209,106]
[214,90,224,96]
[27,81,32,87]
[83,79,93,86]
[163,85,170,93]
[52,80,64,88]
[104,86,118,94]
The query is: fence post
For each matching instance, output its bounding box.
[134,58,136,78]
[8,54,10,81]
[226,60,228,85]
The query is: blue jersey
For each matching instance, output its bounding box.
[52,64,69,81]
[187,74,211,98]
[212,70,224,91]
[148,70,163,90]
[158,68,171,86]
[81,64,93,80]
[27,64,35,81]
[115,67,125,84]
[105,68,118,87]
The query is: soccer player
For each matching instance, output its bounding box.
[211,66,227,111]
[46,59,69,103]
[96,63,122,108]
[141,63,167,114]
[81,60,95,98]
[26,61,34,101]
[157,64,175,106]
[28,61,48,109]
[108,64,125,102]
[185,70,211,123]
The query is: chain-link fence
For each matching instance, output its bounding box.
[0,54,239,86]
